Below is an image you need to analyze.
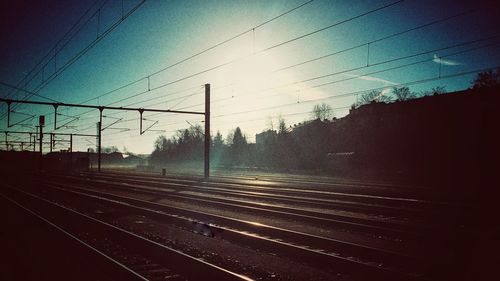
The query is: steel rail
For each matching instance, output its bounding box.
[82,170,445,206]
[94,168,429,196]
[55,173,423,236]
[2,183,253,281]
[0,190,148,281]
[78,170,433,216]
[39,178,440,280]
[71,170,442,221]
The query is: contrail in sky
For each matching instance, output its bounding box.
[433,54,464,66]
[343,73,398,85]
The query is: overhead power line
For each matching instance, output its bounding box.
[54,34,500,135]
[3,0,147,118]
[3,0,102,100]
[66,0,401,114]
[40,84,205,130]
[22,0,316,131]
[77,65,500,140]
[0,97,204,116]
[209,65,500,120]
[98,10,483,116]
[0,81,59,102]
[76,0,316,106]
[109,0,404,104]
[53,31,500,137]
[172,36,499,113]
[11,0,496,145]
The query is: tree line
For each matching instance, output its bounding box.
[149,70,499,171]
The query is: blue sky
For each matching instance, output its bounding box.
[1,0,499,154]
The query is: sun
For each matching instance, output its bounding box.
[222,44,282,95]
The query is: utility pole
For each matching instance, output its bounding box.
[69,134,73,172]
[204,84,210,179]
[50,133,54,153]
[39,116,44,172]
[0,97,207,173]
[98,107,103,172]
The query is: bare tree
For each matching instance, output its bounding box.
[310,103,333,121]
[356,90,377,105]
[392,86,414,101]
[356,89,392,106]
[266,116,274,131]
[419,86,447,97]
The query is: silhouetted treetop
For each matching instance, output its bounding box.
[472,69,500,89]
[419,86,447,97]
[278,116,287,135]
[213,131,224,147]
[102,146,119,153]
[232,127,247,148]
[311,103,333,121]
[392,86,414,101]
[356,89,392,106]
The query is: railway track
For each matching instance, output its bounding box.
[2,169,470,280]
[99,168,435,198]
[47,174,414,235]
[21,174,456,280]
[0,183,252,281]
[80,170,473,239]
[0,192,147,281]
[77,170,456,215]
[49,172,453,237]
[44,172,466,259]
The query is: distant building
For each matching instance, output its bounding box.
[255,130,277,145]
[291,118,328,136]
[323,86,499,183]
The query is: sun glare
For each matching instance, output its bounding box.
[228,50,281,94]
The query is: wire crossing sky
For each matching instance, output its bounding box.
[1,0,499,154]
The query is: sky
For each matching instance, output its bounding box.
[1,0,499,154]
